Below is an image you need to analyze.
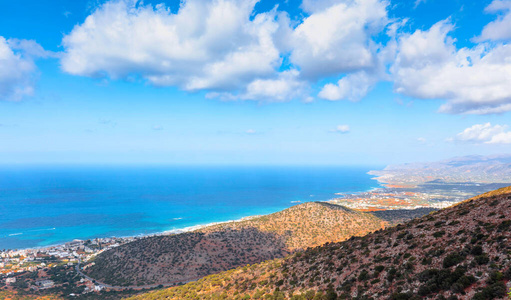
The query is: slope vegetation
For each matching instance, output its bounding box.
[128,187,511,299]
[85,202,384,287]
[202,202,385,250]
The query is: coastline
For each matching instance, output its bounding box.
[160,214,261,235]
[6,172,502,279]
[1,169,383,252]
[3,187,389,253]
[1,212,278,277]
[3,214,265,253]
[1,166,386,252]
[2,186,384,253]
[2,191,383,252]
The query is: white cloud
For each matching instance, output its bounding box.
[7,39,57,59]
[417,137,426,143]
[241,70,307,102]
[391,20,511,114]
[290,0,388,79]
[60,0,390,102]
[20,0,511,114]
[0,37,38,101]
[489,131,511,144]
[318,71,377,101]
[152,125,163,131]
[331,125,350,133]
[245,129,257,134]
[455,123,511,144]
[204,70,306,102]
[475,0,511,42]
[317,18,397,102]
[61,0,282,93]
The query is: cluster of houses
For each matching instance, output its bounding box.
[1,236,135,295]
[1,239,92,276]
[330,189,459,211]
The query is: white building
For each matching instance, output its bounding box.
[36,280,55,289]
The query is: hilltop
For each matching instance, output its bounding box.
[85,202,384,287]
[201,202,385,250]
[129,186,511,299]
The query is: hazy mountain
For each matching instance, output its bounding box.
[370,154,511,185]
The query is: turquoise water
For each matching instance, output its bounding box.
[0,166,381,250]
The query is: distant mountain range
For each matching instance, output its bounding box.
[129,186,511,300]
[370,154,511,185]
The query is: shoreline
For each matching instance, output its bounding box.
[1,214,265,253]
[7,176,492,279]
[2,169,387,252]
[2,187,384,252]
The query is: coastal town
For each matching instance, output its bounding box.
[328,189,459,211]
[0,237,136,296]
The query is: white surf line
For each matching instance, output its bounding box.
[26,228,56,232]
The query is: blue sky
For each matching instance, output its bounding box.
[1,0,511,165]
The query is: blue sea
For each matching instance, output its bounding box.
[0,166,381,250]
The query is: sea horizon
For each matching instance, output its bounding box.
[0,165,383,250]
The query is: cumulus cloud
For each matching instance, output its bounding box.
[290,0,388,79]
[331,125,350,134]
[391,20,511,114]
[475,0,511,42]
[0,37,39,101]
[455,123,511,144]
[57,0,511,115]
[318,71,377,101]
[489,131,511,143]
[61,0,282,93]
[7,39,57,59]
[241,70,307,102]
[317,18,398,102]
[60,0,391,102]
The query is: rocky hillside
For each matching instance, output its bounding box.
[85,202,384,287]
[370,207,438,226]
[201,202,385,250]
[128,186,511,299]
